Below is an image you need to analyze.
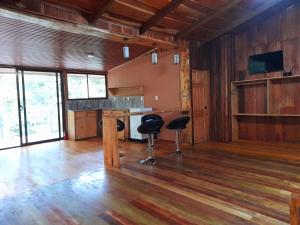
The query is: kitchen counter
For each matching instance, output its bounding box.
[68,108,130,112]
[67,108,130,141]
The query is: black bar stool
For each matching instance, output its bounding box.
[116,119,125,132]
[99,119,125,132]
[137,114,164,165]
[166,115,190,156]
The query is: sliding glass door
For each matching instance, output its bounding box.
[20,70,63,143]
[0,68,21,149]
[0,68,64,150]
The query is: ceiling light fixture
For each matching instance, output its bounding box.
[87,53,95,58]
[151,43,158,64]
[151,50,158,64]
[123,37,130,59]
[173,42,180,65]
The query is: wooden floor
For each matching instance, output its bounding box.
[0,139,300,225]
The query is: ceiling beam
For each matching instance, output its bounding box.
[139,0,184,35]
[88,0,115,24]
[200,0,288,45]
[175,0,242,40]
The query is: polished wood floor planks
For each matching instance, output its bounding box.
[0,139,300,224]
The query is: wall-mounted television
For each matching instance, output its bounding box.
[248,51,284,75]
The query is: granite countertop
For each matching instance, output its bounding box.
[68,108,130,112]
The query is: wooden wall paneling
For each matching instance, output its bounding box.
[192,2,300,143]
[267,80,273,114]
[191,34,235,142]
[236,116,300,142]
[231,83,238,141]
[208,34,235,142]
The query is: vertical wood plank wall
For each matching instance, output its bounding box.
[190,34,235,142]
[190,1,300,142]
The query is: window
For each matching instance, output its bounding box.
[67,73,107,99]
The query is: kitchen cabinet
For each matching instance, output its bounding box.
[68,110,97,140]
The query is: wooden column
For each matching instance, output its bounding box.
[290,193,300,225]
[180,50,192,144]
[102,114,120,168]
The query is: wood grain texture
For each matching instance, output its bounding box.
[192,70,210,143]
[179,50,192,144]
[68,110,97,140]
[0,139,300,224]
[191,2,300,142]
[102,111,120,168]
[231,76,300,142]
[194,34,235,142]
[290,194,300,225]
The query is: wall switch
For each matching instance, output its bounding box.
[155,96,159,101]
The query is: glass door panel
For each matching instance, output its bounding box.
[0,68,21,149]
[23,71,62,143]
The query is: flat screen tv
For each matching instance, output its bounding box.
[248,51,283,75]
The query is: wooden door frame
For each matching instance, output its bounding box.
[190,69,210,144]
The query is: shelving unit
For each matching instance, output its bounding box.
[108,86,144,96]
[233,113,300,117]
[231,75,300,142]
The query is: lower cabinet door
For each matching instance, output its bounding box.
[86,117,97,138]
[75,118,87,140]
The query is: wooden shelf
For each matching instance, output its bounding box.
[108,86,144,96]
[231,75,300,142]
[232,75,300,85]
[233,113,300,117]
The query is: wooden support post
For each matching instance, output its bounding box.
[102,114,120,168]
[180,50,192,144]
[290,193,300,225]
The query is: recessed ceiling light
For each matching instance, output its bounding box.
[87,53,95,58]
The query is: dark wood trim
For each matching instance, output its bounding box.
[189,43,195,144]
[88,0,115,24]
[66,72,108,100]
[175,0,241,40]
[139,0,183,35]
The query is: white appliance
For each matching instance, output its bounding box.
[129,108,152,140]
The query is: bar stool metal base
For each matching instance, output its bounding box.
[139,157,155,165]
[140,134,156,166]
[173,130,182,157]
[175,150,182,156]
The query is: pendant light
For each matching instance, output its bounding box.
[151,50,158,64]
[173,42,180,65]
[123,37,130,59]
[150,43,158,64]
[173,52,180,64]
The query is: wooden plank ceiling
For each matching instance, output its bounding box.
[0,0,288,71]
[33,0,286,41]
[0,15,151,71]
[0,0,288,42]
